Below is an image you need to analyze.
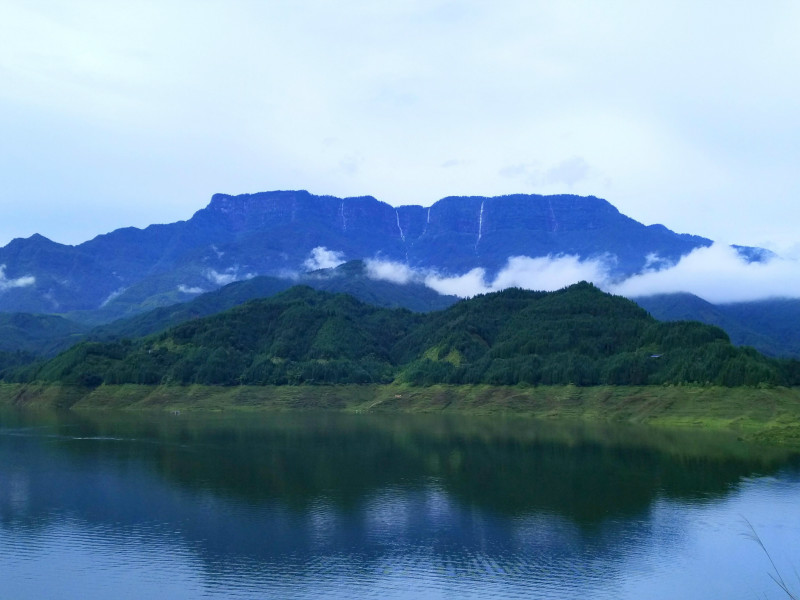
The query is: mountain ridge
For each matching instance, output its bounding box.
[636,293,800,358]
[14,282,796,389]
[0,261,458,360]
[0,190,723,319]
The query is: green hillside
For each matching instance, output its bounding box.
[0,311,87,377]
[636,293,800,358]
[86,275,296,341]
[302,260,457,312]
[0,313,87,355]
[12,282,798,389]
[0,261,455,359]
[88,260,455,341]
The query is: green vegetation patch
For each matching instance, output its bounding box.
[4,382,799,447]
[5,283,800,391]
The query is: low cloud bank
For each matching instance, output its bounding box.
[364,259,419,284]
[0,264,35,291]
[609,243,800,303]
[425,255,612,297]
[364,255,613,298]
[178,284,205,295]
[205,266,255,286]
[304,247,346,271]
[364,244,800,304]
[493,255,611,293]
[425,268,492,297]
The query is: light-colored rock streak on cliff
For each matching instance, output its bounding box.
[476,200,485,249]
[395,209,405,242]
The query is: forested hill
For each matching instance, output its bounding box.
[86,260,456,342]
[11,283,800,388]
[635,293,800,358]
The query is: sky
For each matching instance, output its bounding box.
[1,0,799,258]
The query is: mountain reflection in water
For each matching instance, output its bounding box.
[1,409,799,600]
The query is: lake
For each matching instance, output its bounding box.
[1,408,799,599]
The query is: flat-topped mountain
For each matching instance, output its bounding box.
[0,191,721,319]
[193,191,713,276]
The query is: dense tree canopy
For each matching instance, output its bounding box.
[8,283,799,388]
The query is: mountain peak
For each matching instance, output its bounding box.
[9,233,61,247]
[0,188,757,320]
[2,233,70,257]
[205,189,314,214]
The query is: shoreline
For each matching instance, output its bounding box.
[2,382,800,446]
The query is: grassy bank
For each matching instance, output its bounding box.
[2,381,800,445]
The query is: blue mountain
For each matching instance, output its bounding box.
[0,190,723,320]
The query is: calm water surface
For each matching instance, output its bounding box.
[1,408,799,599]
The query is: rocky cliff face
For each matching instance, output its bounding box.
[189,190,712,274]
[0,190,722,319]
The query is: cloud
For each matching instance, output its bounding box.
[304,247,346,271]
[498,162,539,180]
[544,157,590,187]
[364,254,612,298]
[364,259,419,284]
[425,268,491,297]
[493,255,611,291]
[364,258,489,296]
[359,245,800,304]
[610,243,800,303]
[178,284,205,294]
[364,255,611,296]
[205,266,255,286]
[0,264,35,291]
[424,254,613,298]
[362,246,800,304]
[100,287,125,307]
[643,253,671,270]
[206,269,238,286]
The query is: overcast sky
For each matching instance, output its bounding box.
[1,0,799,255]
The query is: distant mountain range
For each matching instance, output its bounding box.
[1,190,729,319]
[0,189,796,359]
[0,260,457,358]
